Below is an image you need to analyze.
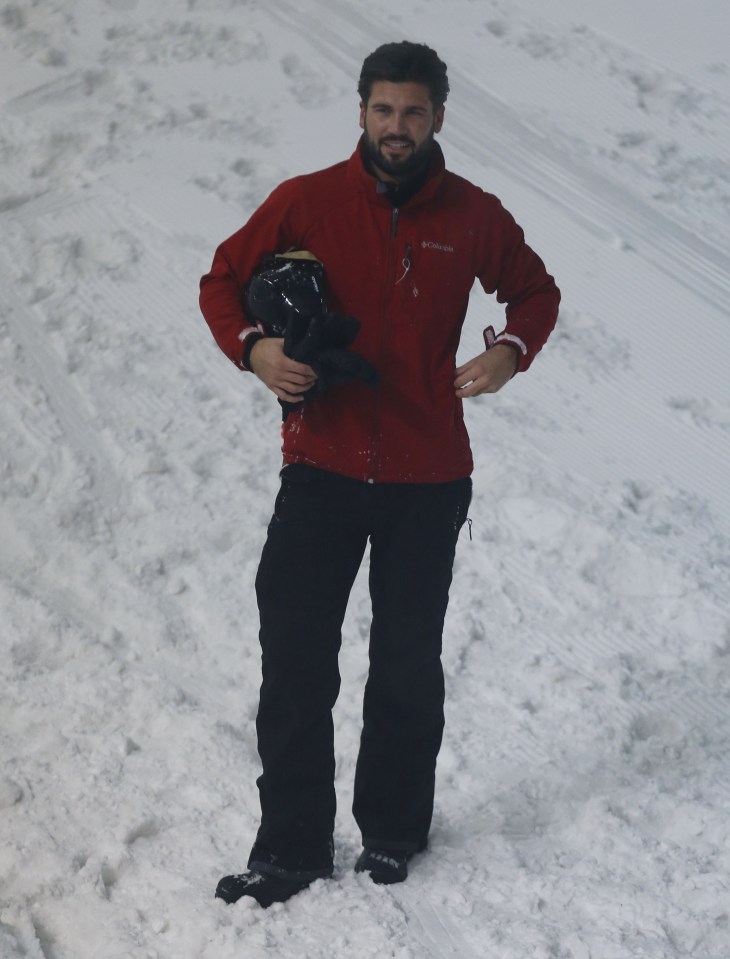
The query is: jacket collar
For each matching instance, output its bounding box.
[349,135,446,208]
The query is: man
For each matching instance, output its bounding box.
[199,41,560,908]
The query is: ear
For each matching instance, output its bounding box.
[359,100,366,130]
[434,105,445,134]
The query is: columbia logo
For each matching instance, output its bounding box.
[421,240,454,253]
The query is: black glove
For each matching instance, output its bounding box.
[310,346,380,394]
[279,311,378,419]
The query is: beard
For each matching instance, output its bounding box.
[363,125,436,180]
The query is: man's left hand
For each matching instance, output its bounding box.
[454,344,519,397]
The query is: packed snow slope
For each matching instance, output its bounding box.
[2,1,729,957]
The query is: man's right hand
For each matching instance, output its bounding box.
[248,337,317,402]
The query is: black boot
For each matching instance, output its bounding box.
[354,848,412,885]
[215,870,313,907]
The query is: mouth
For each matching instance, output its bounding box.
[381,139,413,155]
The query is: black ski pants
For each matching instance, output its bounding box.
[248,466,471,879]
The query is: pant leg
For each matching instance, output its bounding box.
[353,478,472,852]
[250,469,370,877]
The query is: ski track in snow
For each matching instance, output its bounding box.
[1,1,730,958]
[269,0,730,313]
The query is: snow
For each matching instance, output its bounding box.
[1,0,729,956]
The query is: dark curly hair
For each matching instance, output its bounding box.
[358,42,449,108]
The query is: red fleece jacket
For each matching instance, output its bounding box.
[199,139,560,483]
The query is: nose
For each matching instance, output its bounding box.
[386,111,408,136]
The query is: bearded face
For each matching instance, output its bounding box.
[359,81,444,182]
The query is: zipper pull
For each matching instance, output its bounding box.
[395,243,412,285]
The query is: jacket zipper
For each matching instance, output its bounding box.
[368,206,401,482]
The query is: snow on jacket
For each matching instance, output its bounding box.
[199,138,560,483]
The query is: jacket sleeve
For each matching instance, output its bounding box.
[199,180,300,369]
[477,196,560,373]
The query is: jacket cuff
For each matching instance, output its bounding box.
[483,327,526,376]
[240,330,264,371]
